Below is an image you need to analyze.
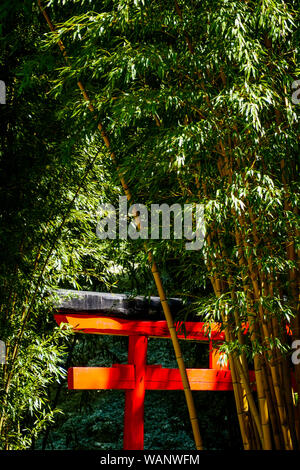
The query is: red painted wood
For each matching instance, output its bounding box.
[55,314,292,339]
[68,364,257,392]
[68,364,135,390]
[145,367,257,391]
[209,340,230,371]
[123,336,148,450]
[54,314,225,341]
[59,311,294,450]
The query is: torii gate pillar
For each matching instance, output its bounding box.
[124,335,148,450]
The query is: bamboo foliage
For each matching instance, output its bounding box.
[37,0,203,451]
[22,0,300,450]
[0,1,127,448]
[174,0,298,449]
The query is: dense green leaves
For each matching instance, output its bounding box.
[0,0,299,450]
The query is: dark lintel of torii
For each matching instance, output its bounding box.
[55,289,188,320]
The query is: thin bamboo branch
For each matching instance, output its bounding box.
[37,0,203,450]
[0,150,100,435]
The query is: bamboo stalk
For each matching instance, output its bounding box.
[235,211,290,448]
[201,170,255,449]
[208,260,252,449]
[195,11,297,444]
[195,168,251,448]
[204,224,254,448]
[216,140,260,448]
[37,0,203,450]
[243,244,292,449]
[216,140,270,448]
[221,182,271,449]
[229,132,295,449]
[216,239,256,447]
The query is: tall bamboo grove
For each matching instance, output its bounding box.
[40,0,299,449]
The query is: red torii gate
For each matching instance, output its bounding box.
[54,310,256,450]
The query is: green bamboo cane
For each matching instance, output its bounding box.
[37,0,203,450]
